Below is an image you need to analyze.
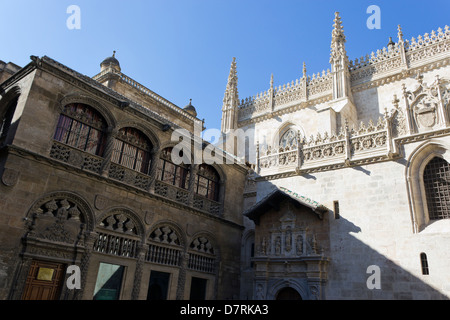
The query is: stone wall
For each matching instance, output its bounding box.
[0,56,247,300]
[253,137,450,299]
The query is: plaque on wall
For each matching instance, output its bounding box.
[37,267,55,281]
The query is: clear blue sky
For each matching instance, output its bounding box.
[1,0,449,132]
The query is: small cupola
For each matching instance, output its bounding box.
[183,99,197,117]
[100,51,121,72]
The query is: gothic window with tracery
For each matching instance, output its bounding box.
[54,103,107,156]
[195,164,220,201]
[111,127,152,174]
[423,157,450,220]
[279,128,298,148]
[157,147,190,189]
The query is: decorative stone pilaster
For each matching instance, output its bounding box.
[100,127,118,177]
[131,244,146,300]
[187,164,198,206]
[176,252,189,300]
[147,149,161,193]
[73,231,97,300]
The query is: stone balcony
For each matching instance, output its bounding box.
[48,140,222,217]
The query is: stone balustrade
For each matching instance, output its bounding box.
[48,141,223,217]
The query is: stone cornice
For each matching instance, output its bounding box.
[350,56,450,93]
[40,56,184,128]
[238,94,332,127]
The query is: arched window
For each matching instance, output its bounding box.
[111,127,152,174]
[279,128,298,148]
[423,157,450,220]
[54,103,107,156]
[0,96,18,143]
[420,253,429,275]
[157,147,190,189]
[195,164,220,201]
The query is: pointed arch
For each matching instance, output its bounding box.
[405,139,450,232]
[272,122,305,150]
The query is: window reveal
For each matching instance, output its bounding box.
[423,157,450,220]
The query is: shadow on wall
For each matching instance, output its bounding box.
[326,213,448,300]
[247,178,449,300]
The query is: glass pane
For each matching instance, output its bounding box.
[424,157,450,220]
[189,277,207,300]
[86,128,102,155]
[54,115,72,142]
[208,180,218,201]
[93,263,125,300]
[175,166,188,189]
[147,271,171,300]
[197,176,208,197]
[111,139,123,164]
[121,143,137,169]
[162,161,176,184]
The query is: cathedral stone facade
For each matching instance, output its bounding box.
[1,12,450,300]
[231,13,450,300]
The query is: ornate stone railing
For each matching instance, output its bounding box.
[108,162,152,190]
[188,252,215,274]
[93,231,140,258]
[193,194,221,215]
[257,115,391,174]
[154,180,189,205]
[49,141,104,174]
[349,25,450,85]
[238,71,332,121]
[49,141,223,217]
[259,147,298,169]
[239,25,450,123]
[146,243,182,266]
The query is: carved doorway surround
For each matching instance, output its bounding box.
[9,192,96,300]
[276,287,302,300]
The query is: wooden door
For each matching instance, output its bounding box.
[22,260,66,300]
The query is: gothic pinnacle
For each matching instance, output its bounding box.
[397,24,404,42]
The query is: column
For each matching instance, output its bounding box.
[100,127,118,177]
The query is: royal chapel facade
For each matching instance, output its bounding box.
[1,12,450,300]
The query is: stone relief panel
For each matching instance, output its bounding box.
[255,210,322,258]
[403,74,450,134]
[26,198,88,245]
